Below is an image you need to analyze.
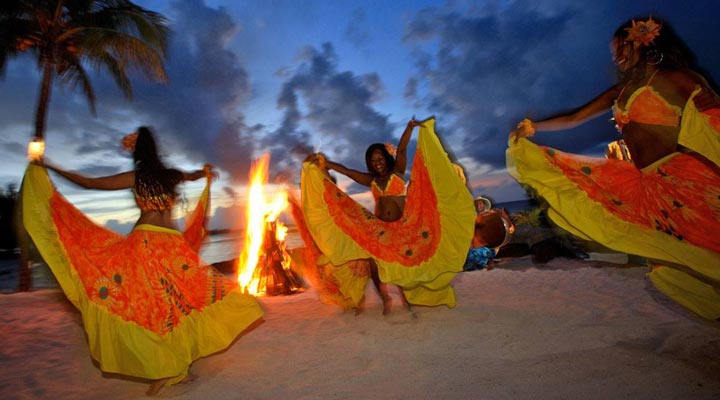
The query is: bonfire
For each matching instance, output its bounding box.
[236,153,303,296]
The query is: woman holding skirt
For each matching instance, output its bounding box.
[300,117,475,313]
[507,16,720,320]
[22,127,264,395]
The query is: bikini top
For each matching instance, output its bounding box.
[133,188,176,211]
[612,70,682,131]
[370,173,406,200]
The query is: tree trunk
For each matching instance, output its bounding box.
[34,62,54,139]
[16,62,55,291]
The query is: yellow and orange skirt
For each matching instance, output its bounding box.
[289,195,370,310]
[300,118,475,308]
[506,98,720,319]
[21,164,264,383]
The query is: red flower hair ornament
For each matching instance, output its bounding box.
[121,132,138,152]
[625,17,662,47]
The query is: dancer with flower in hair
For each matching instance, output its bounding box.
[301,117,475,315]
[507,16,720,319]
[22,127,264,395]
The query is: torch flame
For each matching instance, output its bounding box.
[236,153,289,294]
[28,138,45,162]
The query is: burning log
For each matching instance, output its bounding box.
[246,219,303,296]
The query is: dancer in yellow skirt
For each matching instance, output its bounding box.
[300,117,475,314]
[22,127,264,395]
[289,193,372,312]
[507,16,720,320]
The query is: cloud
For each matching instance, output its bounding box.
[402,1,720,188]
[0,0,263,185]
[210,203,245,230]
[112,0,258,182]
[268,42,395,186]
[223,186,239,201]
[344,8,371,48]
[403,2,620,173]
[24,0,259,183]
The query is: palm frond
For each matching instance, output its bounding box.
[88,2,169,54]
[0,0,170,138]
[84,50,132,97]
[58,59,97,114]
[81,30,167,82]
[0,1,39,74]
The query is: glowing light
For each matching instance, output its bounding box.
[27,138,45,161]
[236,153,289,295]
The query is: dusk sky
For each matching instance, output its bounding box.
[2,0,719,232]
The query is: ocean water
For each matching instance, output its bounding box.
[199,230,304,265]
[0,231,305,292]
[492,199,535,213]
[0,201,534,292]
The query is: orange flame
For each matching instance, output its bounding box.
[27,138,45,162]
[236,153,289,295]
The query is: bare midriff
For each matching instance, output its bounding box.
[622,123,679,169]
[375,196,406,222]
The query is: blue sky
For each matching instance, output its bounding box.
[2,0,719,233]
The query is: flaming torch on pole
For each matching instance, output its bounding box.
[27,138,45,162]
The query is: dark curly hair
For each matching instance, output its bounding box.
[132,126,182,206]
[613,16,696,82]
[365,143,395,177]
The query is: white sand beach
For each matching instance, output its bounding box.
[1,255,719,400]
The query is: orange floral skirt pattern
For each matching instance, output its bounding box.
[21,164,264,380]
[51,192,236,335]
[507,98,720,319]
[289,195,370,309]
[541,149,720,253]
[313,259,371,309]
[300,118,475,307]
[507,131,720,319]
[322,152,441,266]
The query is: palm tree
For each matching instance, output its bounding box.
[0,0,169,139]
[1,0,169,291]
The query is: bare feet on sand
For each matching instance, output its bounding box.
[146,373,197,396]
[353,297,366,316]
[179,373,197,384]
[382,296,393,315]
[146,378,169,396]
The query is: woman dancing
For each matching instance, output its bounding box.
[507,16,720,319]
[22,127,264,395]
[300,117,475,313]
